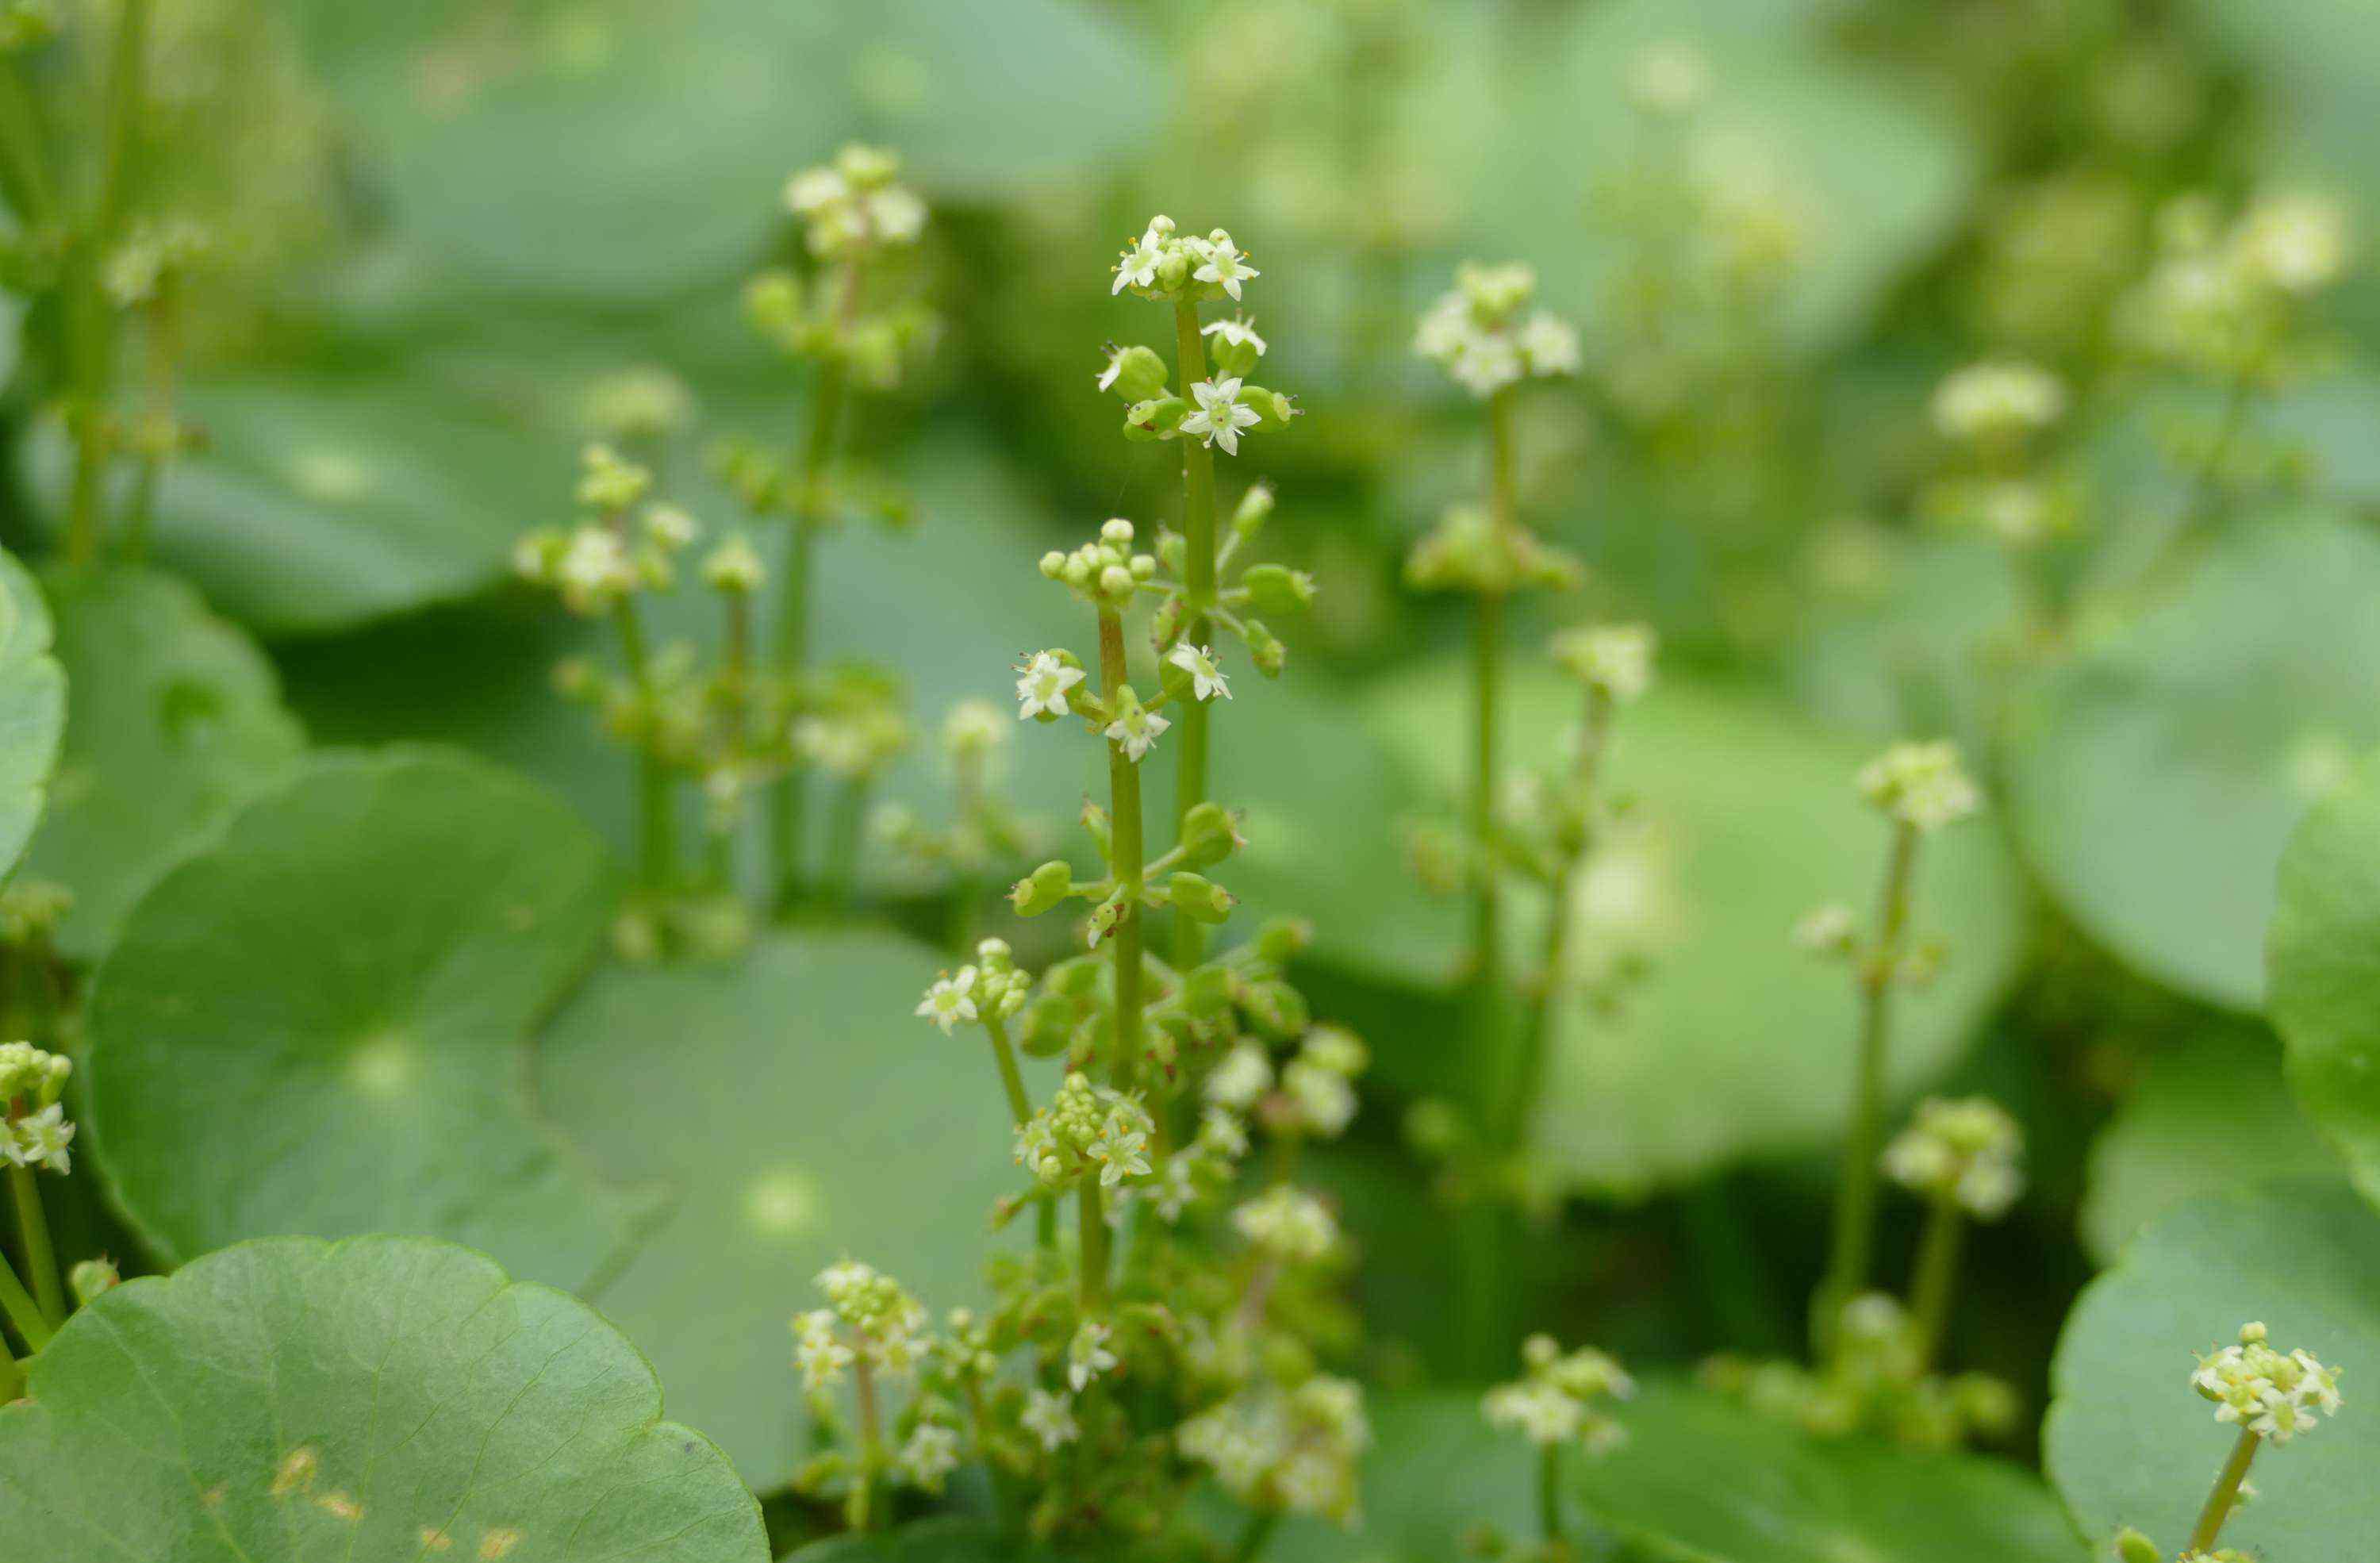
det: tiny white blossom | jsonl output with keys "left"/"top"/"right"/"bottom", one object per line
{"left": 1086, "top": 1117, "right": 1152, "bottom": 1188}
{"left": 866, "top": 186, "right": 927, "bottom": 244}
{"left": 1193, "top": 231, "right": 1259, "bottom": 300}
{"left": 1200, "top": 315, "right": 1267, "bottom": 357}
{"left": 785, "top": 167, "right": 849, "bottom": 214}
{"left": 1015, "top": 652, "right": 1086, "bottom": 720}
{"left": 1112, "top": 221, "right": 1167, "bottom": 295}
{"left": 1104, "top": 701, "right": 1170, "bottom": 763}
{"left": 1518, "top": 313, "right": 1581, "bottom": 376}
{"left": 1283, "top": 1061, "right": 1357, "bottom": 1139}
{"left": 8, "top": 1103, "right": 74, "bottom": 1175}
{"left": 915, "top": 967, "right": 981, "bottom": 1034}
{"left": 1180, "top": 378, "right": 1261, "bottom": 456}
{"left": 1022, "top": 1388, "right": 1080, "bottom": 1451}
{"left": 793, "top": 1311, "right": 854, "bottom": 1392}
{"left": 1205, "top": 1043, "right": 1273, "bottom": 1110}
{"left": 895, "top": 1424, "right": 961, "bottom": 1489}
{"left": 1068, "top": 1321, "right": 1120, "bottom": 1391}
{"left": 1096, "top": 346, "right": 1128, "bottom": 392}
{"left": 1168, "top": 642, "right": 1232, "bottom": 701}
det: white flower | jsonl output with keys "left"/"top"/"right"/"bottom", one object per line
{"left": 868, "top": 1320, "right": 931, "bottom": 1379}
{"left": 2237, "top": 193, "right": 2351, "bottom": 294}
{"left": 9, "top": 1103, "right": 74, "bottom": 1175}
{"left": 1104, "top": 701, "right": 1170, "bottom": 763}
{"left": 1205, "top": 1044, "right": 1273, "bottom": 1110}
{"left": 1199, "top": 1107, "right": 1250, "bottom": 1160}
{"left": 1549, "top": 624, "right": 1656, "bottom": 701}
{"left": 1015, "top": 652, "right": 1086, "bottom": 720}
{"left": 1233, "top": 1187, "right": 1341, "bottom": 1262}
{"left": 643, "top": 503, "right": 699, "bottom": 551}
{"left": 785, "top": 166, "right": 849, "bottom": 214}
{"left": 1484, "top": 1381, "right": 1582, "bottom": 1446}
{"left": 1168, "top": 642, "right": 1232, "bottom": 701}
{"left": 793, "top": 1311, "right": 854, "bottom": 1392}
{"left": 1193, "top": 231, "right": 1259, "bottom": 300}
{"left": 1857, "top": 741, "right": 1981, "bottom": 831}
{"left": 1086, "top": 1117, "right": 1151, "bottom": 1188}
{"left": 1180, "top": 377, "right": 1261, "bottom": 455}
{"left": 1200, "top": 315, "right": 1267, "bottom": 357}
{"left": 1283, "top": 1061, "right": 1357, "bottom": 1139}
{"left": 555, "top": 527, "right": 636, "bottom": 613}
{"left": 1112, "top": 220, "right": 1168, "bottom": 294}
{"left": 1929, "top": 361, "right": 2067, "bottom": 441}
{"left": 914, "top": 968, "right": 980, "bottom": 1034}
{"left": 1518, "top": 313, "right": 1581, "bottom": 376}
{"left": 1068, "top": 1321, "right": 1119, "bottom": 1391}
{"left": 1022, "top": 1388, "right": 1080, "bottom": 1451}
{"left": 1096, "top": 346, "right": 1128, "bottom": 392}
{"left": 866, "top": 186, "right": 927, "bottom": 244}
{"left": 895, "top": 1424, "right": 961, "bottom": 1489}
{"left": 701, "top": 533, "right": 766, "bottom": 593}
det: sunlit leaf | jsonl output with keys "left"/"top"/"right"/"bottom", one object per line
{"left": 0, "top": 1235, "right": 767, "bottom": 1563}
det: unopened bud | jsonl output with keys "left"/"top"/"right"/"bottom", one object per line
{"left": 69, "top": 1256, "right": 120, "bottom": 1307}
{"left": 1178, "top": 801, "right": 1244, "bottom": 869}
{"left": 1242, "top": 564, "right": 1315, "bottom": 616}
{"left": 1166, "top": 872, "right": 1237, "bottom": 924}
{"left": 1012, "top": 859, "right": 1074, "bottom": 916}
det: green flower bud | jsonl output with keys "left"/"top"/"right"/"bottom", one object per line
{"left": 1015, "top": 994, "right": 1081, "bottom": 1058}
{"left": 1080, "top": 798, "right": 1112, "bottom": 856}
{"left": 1242, "top": 618, "right": 1288, "bottom": 676}
{"left": 2113, "top": 1529, "right": 2162, "bottom": 1563}
{"left": 1166, "top": 872, "right": 1238, "bottom": 924}
{"left": 1150, "top": 593, "right": 1184, "bottom": 649}
{"left": 1243, "top": 978, "right": 1309, "bottom": 1037}
{"left": 1238, "top": 385, "right": 1299, "bottom": 430}
{"left": 1086, "top": 893, "right": 1127, "bottom": 947}
{"left": 1124, "top": 396, "right": 1188, "bottom": 442}
{"left": 68, "top": 1256, "right": 120, "bottom": 1307}
{"left": 1181, "top": 963, "right": 1234, "bottom": 1020}
{"left": 1046, "top": 954, "right": 1104, "bottom": 999}
{"left": 1242, "top": 563, "right": 1316, "bottom": 616}
{"left": 1254, "top": 917, "right": 1314, "bottom": 964}
{"left": 1102, "top": 344, "right": 1169, "bottom": 402}
{"left": 1178, "top": 801, "right": 1245, "bottom": 869}
{"left": 1011, "top": 859, "right": 1074, "bottom": 917}
{"left": 1038, "top": 549, "right": 1067, "bottom": 578}
{"left": 1232, "top": 482, "right": 1276, "bottom": 536}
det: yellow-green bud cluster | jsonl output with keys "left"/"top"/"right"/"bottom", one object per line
{"left": 1110, "top": 214, "right": 1262, "bottom": 305}
{"left": 1881, "top": 1096, "right": 2025, "bottom": 1219}
{"left": 1040, "top": 518, "right": 1157, "bottom": 610}
{"left": 1415, "top": 261, "right": 1582, "bottom": 398}
{"left": 1405, "top": 504, "right": 1586, "bottom": 597}
{"left": 0, "top": 1040, "right": 74, "bottom": 1174}
{"left": 2117, "top": 190, "right": 2351, "bottom": 379}
{"left": 1858, "top": 740, "right": 1981, "bottom": 831}
{"left": 784, "top": 144, "right": 928, "bottom": 259}
{"left": 0, "top": 879, "right": 71, "bottom": 945}
{"left": 2190, "top": 1321, "right": 2343, "bottom": 1444}
{"left": 1483, "top": 1333, "right": 1634, "bottom": 1452}
{"left": 1014, "top": 1071, "right": 1155, "bottom": 1191}
{"left": 1549, "top": 623, "right": 1657, "bottom": 702}
{"left": 1930, "top": 361, "right": 2067, "bottom": 445}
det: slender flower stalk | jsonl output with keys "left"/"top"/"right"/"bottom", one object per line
{"left": 1098, "top": 606, "right": 1146, "bottom": 1089}
{"left": 1904, "top": 1192, "right": 1964, "bottom": 1372}
{"left": 611, "top": 593, "right": 677, "bottom": 893}
{"left": 8, "top": 1167, "right": 62, "bottom": 1327}
{"left": 1170, "top": 301, "right": 1220, "bottom": 968}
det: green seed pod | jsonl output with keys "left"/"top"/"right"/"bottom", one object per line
{"left": 1243, "top": 977, "right": 1309, "bottom": 1036}
{"left": 2113, "top": 1529, "right": 2162, "bottom": 1563}
{"left": 1105, "top": 344, "right": 1169, "bottom": 402}
{"left": 1123, "top": 396, "right": 1187, "bottom": 442}
{"left": 69, "top": 1256, "right": 120, "bottom": 1307}
{"left": 1166, "top": 872, "right": 1237, "bottom": 924}
{"left": 1178, "top": 801, "right": 1243, "bottom": 869}
{"left": 1232, "top": 482, "right": 1275, "bottom": 536}
{"left": 1011, "top": 859, "right": 1074, "bottom": 916}
{"left": 1243, "top": 618, "right": 1287, "bottom": 676}
{"left": 1254, "top": 917, "right": 1313, "bottom": 964}
{"left": 1181, "top": 962, "right": 1235, "bottom": 1020}
{"left": 1242, "top": 563, "right": 1316, "bottom": 616}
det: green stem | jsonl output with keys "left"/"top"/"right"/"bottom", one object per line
{"left": 770, "top": 361, "right": 846, "bottom": 914}
{"left": 1098, "top": 609, "right": 1146, "bottom": 1089}
{"left": 612, "top": 595, "right": 676, "bottom": 895}
{"left": 846, "top": 1354, "right": 885, "bottom": 1532}
{"left": 1170, "top": 299, "right": 1218, "bottom": 972}
{"left": 0, "top": 1351, "right": 22, "bottom": 1402}
{"left": 1077, "top": 1179, "right": 1108, "bottom": 1311}
{"left": 64, "top": 0, "right": 152, "bottom": 568}
{"left": 1537, "top": 1442, "right": 1564, "bottom": 1546}
{"left": 1906, "top": 1194, "right": 1965, "bottom": 1373}
{"left": 984, "top": 1013, "right": 1056, "bottom": 1255}
{"left": 0, "top": 60, "right": 56, "bottom": 231}
{"left": 0, "top": 1250, "right": 52, "bottom": 1353}
{"left": 1499, "top": 687, "right": 1610, "bottom": 1149}
{"left": 2187, "top": 1427, "right": 2260, "bottom": 1554}
{"left": 822, "top": 778, "right": 867, "bottom": 913}
{"left": 1817, "top": 820, "right": 1919, "bottom": 1349}
{"left": 1471, "top": 588, "right": 1504, "bottom": 991}
{"left": 1227, "top": 1507, "right": 1280, "bottom": 1563}
{"left": 9, "top": 1166, "right": 63, "bottom": 1327}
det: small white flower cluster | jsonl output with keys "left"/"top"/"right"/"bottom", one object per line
{"left": 1549, "top": 624, "right": 1657, "bottom": 703}
{"left": 1015, "top": 1071, "right": 1156, "bottom": 1191}
{"left": 1021, "top": 1386, "right": 1080, "bottom": 1451}
{"left": 1794, "top": 902, "right": 1859, "bottom": 958}
{"left": 793, "top": 1259, "right": 932, "bottom": 1394}
{"left": 1929, "top": 361, "right": 2068, "bottom": 444}
{"left": 2191, "top": 1321, "right": 2344, "bottom": 1445}
{"left": 0, "top": 1041, "right": 73, "bottom": 1174}
{"left": 1177, "top": 1377, "right": 1371, "bottom": 1524}
{"left": 582, "top": 365, "right": 696, "bottom": 445}
{"left": 1230, "top": 1185, "right": 1342, "bottom": 1264}
{"left": 513, "top": 445, "right": 719, "bottom": 616}
{"left": 1415, "top": 261, "right": 1581, "bottom": 398}
{"left": 1111, "top": 215, "right": 1260, "bottom": 302}
{"left": 1858, "top": 740, "right": 1982, "bottom": 832}
{"left": 102, "top": 216, "right": 209, "bottom": 309}
{"left": 2120, "top": 190, "right": 2352, "bottom": 376}
{"left": 916, "top": 939, "right": 1035, "bottom": 1035}
{"left": 1203, "top": 1026, "right": 1368, "bottom": 1140}
{"left": 1482, "top": 1333, "right": 1635, "bottom": 1453}
{"left": 785, "top": 144, "right": 927, "bottom": 257}
{"left": 1880, "top": 1096, "right": 2025, "bottom": 1219}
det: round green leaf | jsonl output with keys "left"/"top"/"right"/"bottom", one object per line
{"left": 785, "top": 1518, "right": 1051, "bottom": 1563}
{"left": 2269, "top": 753, "right": 2380, "bottom": 1211}
{"left": 2010, "top": 510, "right": 2380, "bottom": 1008}
{"left": 1276, "top": 1382, "right": 2081, "bottom": 1562}
{"left": 1367, "top": 669, "right": 2023, "bottom": 1194}
{"left": 22, "top": 378, "right": 571, "bottom": 636}
{"left": 2044, "top": 1184, "right": 2380, "bottom": 1560}
{"left": 0, "top": 547, "right": 67, "bottom": 881}
{"left": 0, "top": 1234, "right": 766, "bottom": 1563}
{"left": 2082, "top": 1031, "right": 2347, "bottom": 1265}
{"left": 85, "top": 748, "right": 637, "bottom": 1292}
{"left": 536, "top": 929, "right": 1038, "bottom": 1490}
{"left": 20, "top": 565, "right": 306, "bottom": 962}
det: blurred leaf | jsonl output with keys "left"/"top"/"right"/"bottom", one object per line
{"left": 1277, "top": 1382, "right": 2080, "bottom": 1562}
{"left": 0, "top": 546, "right": 67, "bottom": 881}
{"left": 0, "top": 1235, "right": 767, "bottom": 1563}
{"left": 1368, "top": 668, "right": 2024, "bottom": 1195}
{"left": 783, "top": 1518, "right": 1054, "bottom": 1563}
{"left": 83, "top": 747, "right": 638, "bottom": 1291}
{"left": 2044, "top": 1184, "right": 2380, "bottom": 1559}
{"left": 2010, "top": 510, "right": 2380, "bottom": 1009}
{"left": 2196, "top": 0, "right": 2380, "bottom": 245}
{"left": 536, "top": 929, "right": 1038, "bottom": 1490}
{"left": 21, "top": 565, "right": 305, "bottom": 962}
{"left": 2269, "top": 752, "right": 2380, "bottom": 1212}
{"left": 291, "top": 0, "right": 1160, "bottom": 298}
{"left": 2080, "top": 1031, "right": 2345, "bottom": 1265}
{"left": 22, "top": 379, "right": 573, "bottom": 636}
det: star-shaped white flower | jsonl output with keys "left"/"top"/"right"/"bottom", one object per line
{"left": 1200, "top": 315, "right": 1267, "bottom": 356}
{"left": 1193, "top": 232, "right": 1259, "bottom": 300}
{"left": 1023, "top": 1388, "right": 1080, "bottom": 1451}
{"left": 1180, "top": 378, "right": 1261, "bottom": 455}
{"left": 785, "top": 167, "right": 848, "bottom": 214}
{"left": 1167, "top": 642, "right": 1232, "bottom": 701}
{"left": 1113, "top": 225, "right": 1166, "bottom": 294}
{"left": 896, "top": 1424, "right": 961, "bottom": 1488}
{"left": 1086, "top": 1122, "right": 1151, "bottom": 1187}
{"left": 9, "top": 1103, "right": 73, "bottom": 1174}
{"left": 1104, "top": 701, "right": 1170, "bottom": 762}
{"left": 915, "top": 967, "right": 980, "bottom": 1033}
{"left": 1068, "top": 1321, "right": 1119, "bottom": 1391}
{"left": 1015, "top": 651, "right": 1086, "bottom": 720}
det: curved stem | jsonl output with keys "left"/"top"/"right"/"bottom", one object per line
{"left": 1169, "top": 300, "right": 1218, "bottom": 971}
{"left": 1818, "top": 821, "right": 1919, "bottom": 1349}
{"left": 2188, "top": 1427, "right": 2260, "bottom": 1554}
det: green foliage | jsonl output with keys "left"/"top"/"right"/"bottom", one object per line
{"left": 83, "top": 748, "right": 636, "bottom": 1288}
{"left": 2270, "top": 754, "right": 2380, "bottom": 1211}
{"left": 2045, "top": 1185, "right": 2380, "bottom": 1559}
{"left": 0, "top": 1234, "right": 768, "bottom": 1563}
{"left": 18, "top": 566, "right": 306, "bottom": 962}
{"left": 0, "top": 547, "right": 66, "bottom": 879}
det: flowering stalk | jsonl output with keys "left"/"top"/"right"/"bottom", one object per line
{"left": 768, "top": 367, "right": 839, "bottom": 912}
{"left": 0, "top": 1245, "right": 49, "bottom": 1352}
{"left": 2186, "top": 1429, "right": 2260, "bottom": 1554}
{"left": 609, "top": 593, "right": 677, "bottom": 893}
{"left": 8, "top": 1165, "right": 61, "bottom": 1326}
{"left": 1170, "top": 301, "right": 1220, "bottom": 968}
{"left": 1472, "top": 390, "right": 1516, "bottom": 990}
{"left": 1098, "top": 607, "right": 1147, "bottom": 1089}
{"left": 1904, "top": 1192, "right": 1963, "bottom": 1372}
{"left": 1484, "top": 1334, "right": 1633, "bottom": 1551}
{"left": 1, "top": 1042, "right": 78, "bottom": 1340}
